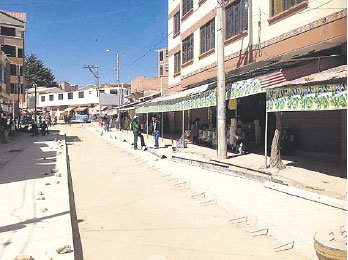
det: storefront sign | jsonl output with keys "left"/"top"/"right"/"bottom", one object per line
{"left": 136, "top": 88, "right": 217, "bottom": 113}
{"left": 136, "top": 79, "right": 263, "bottom": 114}
{"left": 266, "top": 83, "right": 347, "bottom": 112}
{"left": 226, "top": 78, "right": 264, "bottom": 99}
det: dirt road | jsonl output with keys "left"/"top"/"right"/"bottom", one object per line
{"left": 59, "top": 124, "right": 309, "bottom": 260}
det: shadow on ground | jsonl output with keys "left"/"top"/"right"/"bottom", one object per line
{"left": 0, "top": 130, "right": 64, "bottom": 185}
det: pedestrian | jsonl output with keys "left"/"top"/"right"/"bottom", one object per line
{"left": 31, "top": 120, "right": 39, "bottom": 136}
{"left": 114, "top": 115, "right": 119, "bottom": 130}
{"left": 138, "top": 121, "right": 146, "bottom": 150}
{"left": 104, "top": 115, "right": 110, "bottom": 132}
{"left": 40, "top": 120, "right": 47, "bottom": 136}
{"left": 131, "top": 116, "right": 139, "bottom": 150}
{"left": 151, "top": 115, "right": 160, "bottom": 149}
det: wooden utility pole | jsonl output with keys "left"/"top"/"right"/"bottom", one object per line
{"left": 216, "top": 0, "right": 227, "bottom": 159}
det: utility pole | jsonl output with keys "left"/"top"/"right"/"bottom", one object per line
{"left": 116, "top": 54, "right": 121, "bottom": 130}
{"left": 34, "top": 84, "right": 37, "bottom": 123}
{"left": 216, "top": 0, "right": 227, "bottom": 159}
{"left": 83, "top": 65, "right": 100, "bottom": 114}
{"left": 17, "top": 69, "right": 21, "bottom": 129}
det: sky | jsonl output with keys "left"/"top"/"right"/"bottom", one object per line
{"left": 1, "top": 0, "right": 168, "bottom": 87}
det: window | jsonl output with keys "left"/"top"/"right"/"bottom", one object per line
{"left": 110, "top": 89, "right": 118, "bottom": 95}
{"left": 18, "top": 48, "right": 23, "bottom": 58}
{"left": 174, "top": 51, "right": 181, "bottom": 74}
{"left": 0, "top": 26, "right": 16, "bottom": 37}
{"left": 19, "top": 66, "right": 23, "bottom": 76}
{"left": 58, "top": 94, "right": 63, "bottom": 100}
{"left": 160, "top": 65, "right": 163, "bottom": 76}
{"left": 160, "top": 51, "right": 163, "bottom": 61}
{"left": 99, "top": 89, "right": 105, "bottom": 93}
{"left": 68, "top": 92, "right": 73, "bottom": 99}
{"left": 166, "top": 49, "right": 168, "bottom": 57}
{"left": 174, "top": 12, "right": 180, "bottom": 35}
{"left": 182, "top": 34, "right": 194, "bottom": 64}
{"left": 200, "top": 19, "right": 215, "bottom": 54}
{"left": 10, "top": 64, "right": 17, "bottom": 76}
{"left": 165, "top": 63, "right": 169, "bottom": 72}
{"left": 41, "top": 96, "right": 45, "bottom": 102}
{"left": 271, "top": 0, "right": 305, "bottom": 16}
{"left": 182, "top": 0, "right": 193, "bottom": 16}
{"left": 11, "top": 83, "right": 16, "bottom": 94}
{"left": 226, "top": 0, "right": 248, "bottom": 40}
{"left": 78, "top": 91, "right": 84, "bottom": 98}
{"left": 49, "top": 95, "right": 54, "bottom": 101}
{"left": 1, "top": 45, "right": 16, "bottom": 57}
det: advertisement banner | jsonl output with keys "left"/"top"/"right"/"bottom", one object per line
{"left": 266, "top": 84, "right": 347, "bottom": 112}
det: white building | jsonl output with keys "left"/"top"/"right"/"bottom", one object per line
{"left": 37, "top": 84, "right": 131, "bottom": 112}
{"left": 167, "top": 0, "right": 347, "bottom": 92}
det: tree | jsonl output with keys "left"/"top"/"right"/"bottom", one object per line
{"left": 270, "top": 112, "right": 285, "bottom": 169}
{"left": 24, "top": 53, "right": 57, "bottom": 88}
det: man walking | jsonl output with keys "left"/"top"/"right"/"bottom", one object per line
{"left": 131, "top": 116, "right": 139, "bottom": 150}
{"left": 151, "top": 115, "right": 160, "bottom": 149}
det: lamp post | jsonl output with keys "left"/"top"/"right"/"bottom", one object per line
{"left": 106, "top": 49, "right": 121, "bottom": 130}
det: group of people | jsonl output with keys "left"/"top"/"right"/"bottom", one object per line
{"left": 32, "top": 115, "right": 53, "bottom": 136}
{"left": 131, "top": 115, "right": 160, "bottom": 150}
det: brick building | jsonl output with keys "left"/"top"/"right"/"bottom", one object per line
{"left": 157, "top": 47, "right": 169, "bottom": 77}
{"left": 0, "top": 9, "right": 26, "bottom": 114}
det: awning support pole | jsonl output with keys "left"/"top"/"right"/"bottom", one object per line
{"left": 264, "top": 111, "right": 268, "bottom": 169}
{"left": 146, "top": 113, "right": 149, "bottom": 139}
{"left": 161, "top": 112, "right": 164, "bottom": 143}
{"left": 182, "top": 110, "right": 185, "bottom": 140}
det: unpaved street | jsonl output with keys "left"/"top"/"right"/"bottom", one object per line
{"left": 60, "top": 124, "right": 309, "bottom": 260}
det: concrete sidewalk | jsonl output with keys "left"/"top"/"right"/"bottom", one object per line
{"left": 99, "top": 123, "right": 346, "bottom": 200}
{"left": 89, "top": 125, "right": 346, "bottom": 259}
{"left": 0, "top": 131, "right": 74, "bottom": 259}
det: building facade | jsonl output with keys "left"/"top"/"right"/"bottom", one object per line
{"left": 158, "top": 47, "right": 169, "bottom": 77}
{"left": 38, "top": 84, "right": 131, "bottom": 111}
{"left": 167, "top": 0, "right": 346, "bottom": 93}
{"left": 0, "top": 10, "right": 26, "bottom": 114}
{"left": 134, "top": 0, "right": 347, "bottom": 161}
{"left": 0, "top": 51, "right": 11, "bottom": 113}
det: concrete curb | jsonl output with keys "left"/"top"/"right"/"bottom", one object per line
{"left": 264, "top": 181, "right": 347, "bottom": 211}
{"left": 171, "top": 155, "right": 275, "bottom": 183}
{"left": 64, "top": 134, "right": 84, "bottom": 260}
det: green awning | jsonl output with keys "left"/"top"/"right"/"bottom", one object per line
{"left": 135, "top": 78, "right": 264, "bottom": 114}
{"left": 266, "top": 83, "right": 347, "bottom": 112}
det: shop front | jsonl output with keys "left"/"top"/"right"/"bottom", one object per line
{"left": 265, "top": 66, "right": 347, "bottom": 163}
{"left": 135, "top": 77, "right": 267, "bottom": 151}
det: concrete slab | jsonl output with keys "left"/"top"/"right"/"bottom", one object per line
{"left": 89, "top": 126, "right": 347, "bottom": 259}
{"left": 0, "top": 132, "right": 74, "bottom": 259}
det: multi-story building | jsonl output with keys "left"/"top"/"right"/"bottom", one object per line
{"left": 167, "top": 0, "right": 346, "bottom": 92}
{"left": 135, "top": 0, "right": 347, "bottom": 161}
{"left": 56, "top": 81, "right": 78, "bottom": 92}
{"left": 0, "top": 9, "right": 26, "bottom": 114}
{"left": 0, "top": 51, "right": 11, "bottom": 114}
{"left": 38, "top": 83, "right": 131, "bottom": 112}
{"left": 157, "top": 47, "right": 169, "bottom": 77}
{"left": 129, "top": 48, "right": 170, "bottom": 100}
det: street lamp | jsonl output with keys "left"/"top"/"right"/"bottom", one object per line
{"left": 106, "top": 49, "right": 121, "bottom": 130}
